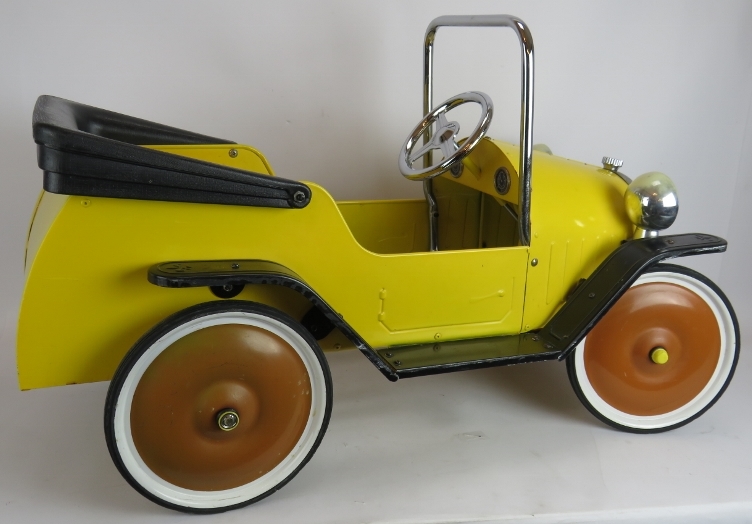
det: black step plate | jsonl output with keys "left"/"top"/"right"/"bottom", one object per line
{"left": 376, "top": 333, "right": 560, "bottom": 379}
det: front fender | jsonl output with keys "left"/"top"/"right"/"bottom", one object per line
{"left": 536, "top": 233, "right": 727, "bottom": 359}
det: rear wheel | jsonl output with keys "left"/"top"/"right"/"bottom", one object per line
{"left": 567, "top": 264, "right": 739, "bottom": 433}
{"left": 105, "top": 301, "right": 332, "bottom": 513}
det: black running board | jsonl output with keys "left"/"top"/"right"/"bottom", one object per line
{"left": 374, "top": 333, "right": 560, "bottom": 379}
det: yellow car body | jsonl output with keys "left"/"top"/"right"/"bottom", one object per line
{"left": 18, "top": 138, "right": 631, "bottom": 390}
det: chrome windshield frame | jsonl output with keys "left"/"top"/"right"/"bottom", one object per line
{"left": 423, "top": 14, "right": 535, "bottom": 248}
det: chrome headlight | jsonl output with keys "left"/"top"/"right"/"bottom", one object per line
{"left": 624, "top": 171, "right": 678, "bottom": 238}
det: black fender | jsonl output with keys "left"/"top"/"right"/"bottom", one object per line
{"left": 537, "top": 233, "right": 727, "bottom": 360}
{"left": 148, "top": 259, "right": 398, "bottom": 381}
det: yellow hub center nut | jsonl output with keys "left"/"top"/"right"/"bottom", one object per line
{"left": 650, "top": 347, "right": 669, "bottom": 365}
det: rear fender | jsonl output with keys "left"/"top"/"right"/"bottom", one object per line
{"left": 148, "top": 260, "right": 397, "bottom": 381}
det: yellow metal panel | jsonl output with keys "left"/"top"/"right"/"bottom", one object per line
{"left": 445, "top": 138, "right": 632, "bottom": 330}
{"left": 479, "top": 193, "right": 519, "bottom": 248}
{"left": 432, "top": 177, "right": 482, "bottom": 250}
{"left": 145, "top": 144, "right": 275, "bottom": 175}
{"left": 439, "top": 137, "right": 519, "bottom": 205}
{"left": 490, "top": 141, "right": 633, "bottom": 331}
{"left": 337, "top": 199, "right": 428, "bottom": 254}
{"left": 18, "top": 179, "right": 528, "bottom": 390}
{"left": 378, "top": 251, "right": 524, "bottom": 332}
{"left": 25, "top": 191, "right": 68, "bottom": 275}
{"left": 544, "top": 238, "right": 586, "bottom": 306}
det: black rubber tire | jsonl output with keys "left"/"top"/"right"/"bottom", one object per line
{"left": 104, "top": 300, "right": 333, "bottom": 514}
{"left": 566, "top": 263, "right": 740, "bottom": 434}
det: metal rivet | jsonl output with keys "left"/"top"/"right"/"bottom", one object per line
{"left": 334, "top": 343, "right": 342, "bottom": 350}
{"left": 394, "top": 360, "right": 402, "bottom": 367}
{"left": 434, "top": 333, "right": 441, "bottom": 340}
{"left": 433, "top": 344, "right": 441, "bottom": 352}
{"left": 545, "top": 344, "right": 554, "bottom": 350}
{"left": 667, "top": 239, "right": 675, "bottom": 244}
{"left": 385, "top": 352, "right": 393, "bottom": 358}
{"left": 231, "top": 263, "right": 240, "bottom": 269}
{"left": 531, "top": 335, "right": 539, "bottom": 342}
{"left": 531, "top": 258, "right": 539, "bottom": 267}
{"left": 217, "top": 409, "right": 240, "bottom": 431}
{"left": 494, "top": 167, "right": 511, "bottom": 195}
{"left": 450, "top": 163, "right": 464, "bottom": 178}
{"left": 293, "top": 191, "right": 306, "bottom": 203}
{"left": 228, "top": 149, "right": 238, "bottom": 158}
{"left": 80, "top": 199, "right": 91, "bottom": 207}
{"left": 588, "top": 292, "right": 596, "bottom": 298}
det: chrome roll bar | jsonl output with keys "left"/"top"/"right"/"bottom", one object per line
{"left": 423, "top": 15, "right": 535, "bottom": 249}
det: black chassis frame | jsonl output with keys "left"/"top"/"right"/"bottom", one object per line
{"left": 148, "top": 233, "right": 727, "bottom": 381}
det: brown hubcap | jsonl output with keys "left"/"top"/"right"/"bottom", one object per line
{"left": 130, "top": 323, "right": 312, "bottom": 491}
{"left": 584, "top": 281, "right": 720, "bottom": 416}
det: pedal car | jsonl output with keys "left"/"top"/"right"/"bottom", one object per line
{"left": 18, "top": 14, "right": 739, "bottom": 513}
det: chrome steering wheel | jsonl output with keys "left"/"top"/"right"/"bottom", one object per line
{"left": 398, "top": 91, "right": 493, "bottom": 180}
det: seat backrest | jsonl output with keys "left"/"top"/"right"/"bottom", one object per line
{"left": 33, "top": 95, "right": 311, "bottom": 208}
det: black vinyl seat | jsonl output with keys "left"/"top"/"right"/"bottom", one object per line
{"left": 33, "top": 95, "right": 311, "bottom": 208}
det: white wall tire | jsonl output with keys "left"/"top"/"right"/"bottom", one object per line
{"left": 105, "top": 301, "right": 332, "bottom": 513}
{"left": 566, "top": 264, "right": 739, "bottom": 433}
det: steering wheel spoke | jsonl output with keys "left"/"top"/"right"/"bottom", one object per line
{"left": 438, "top": 129, "right": 459, "bottom": 160}
{"left": 407, "top": 140, "right": 438, "bottom": 166}
{"left": 436, "top": 112, "right": 451, "bottom": 131}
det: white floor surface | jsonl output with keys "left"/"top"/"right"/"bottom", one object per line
{"left": 1, "top": 308, "right": 751, "bottom": 524}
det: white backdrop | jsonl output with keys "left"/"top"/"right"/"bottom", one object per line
{"left": 1, "top": 1, "right": 751, "bottom": 522}
{"left": 1, "top": 1, "right": 751, "bottom": 307}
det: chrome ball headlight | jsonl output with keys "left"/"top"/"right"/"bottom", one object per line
{"left": 624, "top": 171, "right": 678, "bottom": 237}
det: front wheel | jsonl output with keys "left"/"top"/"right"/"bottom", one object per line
{"left": 105, "top": 301, "right": 332, "bottom": 513}
{"left": 567, "top": 264, "right": 739, "bottom": 433}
